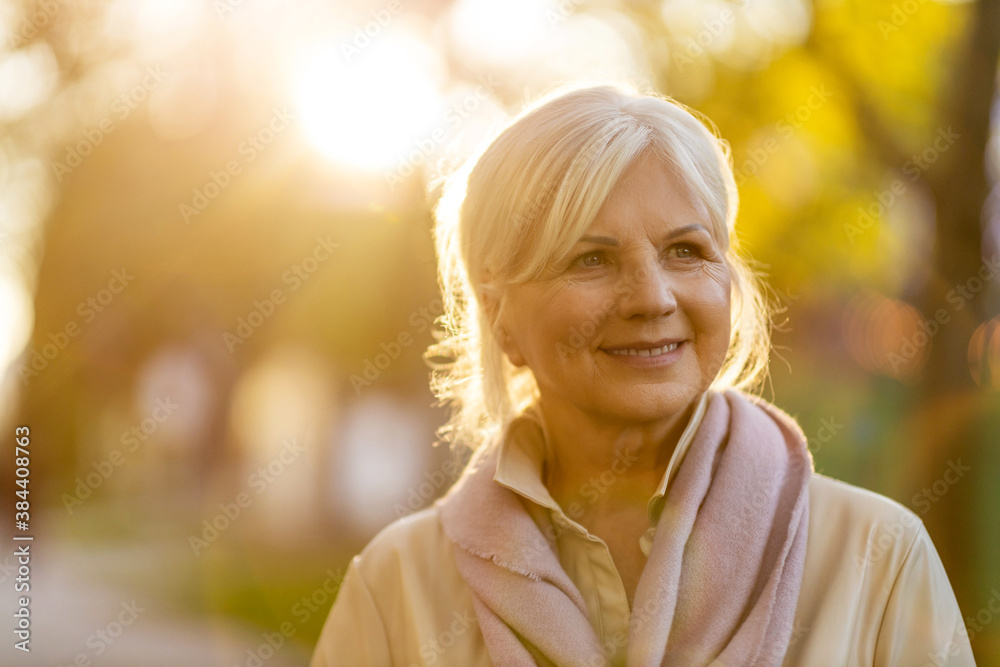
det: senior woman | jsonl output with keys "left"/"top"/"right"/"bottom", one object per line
{"left": 311, "top": 85, "right": 974, "bottom": 666}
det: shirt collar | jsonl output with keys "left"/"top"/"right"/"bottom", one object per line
{"left": 493, "top": 391, "right": 711, "bottom": 523}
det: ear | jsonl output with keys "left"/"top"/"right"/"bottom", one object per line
{"left": 480, "top": 275, "right": 528, "bottom": 368}
{"left": 496, "top": 324, "right": 527, "bottom": 368}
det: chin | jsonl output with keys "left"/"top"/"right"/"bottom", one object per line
{"left": 596, "top": 388, "right": 699, "bottom": 424}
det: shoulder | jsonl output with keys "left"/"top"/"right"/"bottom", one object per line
{"left": 346, "top": 506, "right": 474, "bottom": 617}
{"left": 803, "top": 474, "right": 933, "bottom": 603}
{"left": 315, "top": 508, "right": 487, "bottom": 666}
{"left": 352, "top": 506, "right": 454, "bottom": 579}
{"left": 791, "top": 474, "right": 973, "bottom": 665}
{"left": 343, "top": 507, "right": 476, "bottom": 640}
{"left": 312, "top": 509, "right": 476, "bottom": 666}
{"left": 808, "top": 472, "right": 923, "bottom": 533}
{"left": 805, "top": 473, "right": 924, "bottom": 573}
{"left": 334, "top": 507, "right": 469, "bottom": 628}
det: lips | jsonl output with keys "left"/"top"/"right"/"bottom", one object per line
{"left": 607, "top": 342, "right": 680, "bottom": 357}
{"left": 601, "top": 338, "right": 686, "bottom": 357}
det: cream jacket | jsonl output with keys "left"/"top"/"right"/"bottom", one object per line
{"left": 312, "top": 394, "right": 975, "bottom": 666}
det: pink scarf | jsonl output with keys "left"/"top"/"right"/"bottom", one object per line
{"left": 435, "top": 390, "right": 812, "bottom": 666}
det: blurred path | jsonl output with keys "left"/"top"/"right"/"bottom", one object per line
{"left": 0, "top": 533, "right": 311, "bottom": 667}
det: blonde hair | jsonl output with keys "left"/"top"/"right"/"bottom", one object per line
{"left": 429, "top": 83, "right": 770, "bottom": 452}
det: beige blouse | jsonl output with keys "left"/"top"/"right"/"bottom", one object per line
{"left": 312, "top": 393, "right": 975, "bottom": 666}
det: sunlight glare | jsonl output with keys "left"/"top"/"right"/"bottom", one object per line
{"left": 448, "top": 0, "right": 556, "bottom": 66}
{"left": 106, "top": 0, "right": 204, "bottom": 58}
{"left": 0, "top": 272, "right": 33, "bottom": 375}
{"left": 290, "top": 30, "right": 443, "bottom": 171}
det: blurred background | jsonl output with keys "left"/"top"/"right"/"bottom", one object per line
{"left": 0, "top": 0, "right": 998, "bottom": 664}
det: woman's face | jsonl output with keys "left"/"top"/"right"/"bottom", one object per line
{"left": 496, "top": 151, "right": 732, "bottom": 424}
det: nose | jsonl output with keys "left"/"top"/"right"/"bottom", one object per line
{"left": 616, "top": 257, "right": 677, "bottom": 321}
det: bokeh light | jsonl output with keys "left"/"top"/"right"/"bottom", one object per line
{"left": 447, "top": 0, "right": 555, "bottom": 67}
{"left": 842, "top": 290, "right": 928, "bottom": 382}
{"left": 289, "top": 28, "right": 444, "bottom": 171}
{"left": 0, "top": 41, "right": 58, "bottom": 122}
{"left": 0, "top": 272, "right": 33, "bottom": 373}
{"left": 969, "top": 316, "right": 1000, "bottom": 389}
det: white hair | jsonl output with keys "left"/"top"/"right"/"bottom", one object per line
{"left": 428, "top": 82, "right": 770, "bottom": 452}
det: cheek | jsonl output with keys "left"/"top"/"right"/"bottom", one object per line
{"left": 677, "top": 300, "right": 729, "bottom": 385}
{"left": 512, "top": 287, "right": 608, "bottom": 364}
{"left": 690, "top": 266, "right": 733, "bottom": 350}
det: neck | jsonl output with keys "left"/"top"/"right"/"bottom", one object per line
{"left": 537, "top": 397, "right": 698, "bottom": 517}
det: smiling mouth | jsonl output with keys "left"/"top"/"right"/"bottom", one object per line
{"left": 606, "top": 342, "right": 681, "bottom": 357}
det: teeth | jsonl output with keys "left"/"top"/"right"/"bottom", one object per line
{"left": 609, "top": 342, "right": 679, "bottom": 357}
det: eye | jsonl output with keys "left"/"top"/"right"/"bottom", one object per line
{"left": 666, "top": 243, "right": 701, "bottom": 260}
{"left": 573, "top": 251, "right": 605, "bottom": 268}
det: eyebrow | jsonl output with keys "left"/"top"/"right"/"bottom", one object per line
{"left": 577, "top": 224, "right": 710, "bottom": 246}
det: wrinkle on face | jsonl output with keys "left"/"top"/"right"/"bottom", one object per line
{"left": 496, "top": 151, "right": 732, "bottom": 425}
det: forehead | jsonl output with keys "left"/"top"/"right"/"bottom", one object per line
{"left": 586, "top": 152, "right": 712, "bottom": 239}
